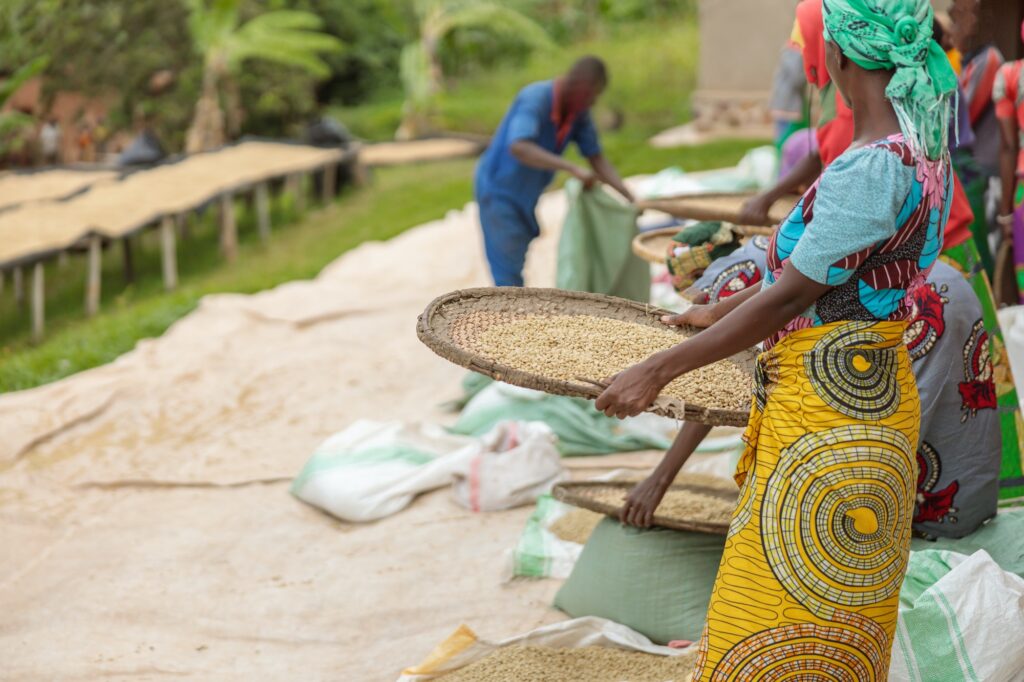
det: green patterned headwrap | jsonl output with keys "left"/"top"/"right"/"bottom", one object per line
{"left": 822, "top": 0, "right": 958, "bottom": 159}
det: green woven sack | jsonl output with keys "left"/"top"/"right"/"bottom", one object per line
{"left": 556, "top": 179, "right": 650, "bottom": 303}
{"left": 553, "top": 517, "right": 725, "bottom": 644}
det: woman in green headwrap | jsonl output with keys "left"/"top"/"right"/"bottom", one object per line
{"left": 593, "top": 0, "right": 956, "bottom": 679}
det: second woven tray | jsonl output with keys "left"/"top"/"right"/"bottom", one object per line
{"left": 632, "top": 227, "right": 679, "bottom": 264}
{"left": 632, "top": 227, "right": 776, "bottom": 265}
{"left": 553, "top": 481, "right": 738, "bottom": 535}
{"left": 637, "top": 191, "right": 798, "bottom": 227}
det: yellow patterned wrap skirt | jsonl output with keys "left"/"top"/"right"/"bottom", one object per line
{"left": 691, "top": 321, "right": 919, "bottom": 682}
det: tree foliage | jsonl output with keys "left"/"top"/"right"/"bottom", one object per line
{"left": 0, "top": 0, "right": 696, "bottom": 154}
{"left": 183, "top": 0, "right": 343, "bottom": 151}
{"left": 0, "top": 56, "right": 49, "bottom": 155}
{"left": 397, "top": 0, "right": 555, "bottom": 138}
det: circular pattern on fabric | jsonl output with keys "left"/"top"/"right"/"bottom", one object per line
{"left": 761, "top": 424, "right": 915, "bottom": 618}
{"left": 753, "top": 357, "right": 769, "bottom": 413}
{"left": 709, "top": 260, "right": 760, "bottom": 304}
{"left": 916, "top": 441, "right": 941, "bottom": 493}
{"left": 751, "top": 235, "right": 770, "bottom": 251}
{"left": 805, "top": 322, "right": 901, "bottom": 420}
{"left": 709, "top": 610, "right": 888, "bottom": 681}
{"left": 962, "top": 319, "right": 992, "bottom": 383}
{"left": 690, "top": 624, "right": 711, "bottom": 680}
{"left": 903, "top": 283, "right": 948, "bottom": 361}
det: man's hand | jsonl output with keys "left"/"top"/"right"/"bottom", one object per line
{"left": 594, "top": 360, "right": 667, "bottom": 419}
{"left": 737, "top": 193, "right": 774, "bottom": 226}
{"left": 571, "top": 165, "right": 599, "bottom": 190}
{"left": 662, "top": 304, "right": 719, "bottom": 329}
{"left": 620, "top": 473, "right": 671, "bottom": 528}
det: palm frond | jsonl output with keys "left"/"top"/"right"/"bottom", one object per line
{"left": 0, "top": 55, "right": 48, "bottom": 104}
{"left": 228, "top": 10, "right": 343, "bottom": 79}
{"left": 186, "top": 0, "right": 241, "bottom": 55}
{"left": 432, "top": 3, "right": 554, "bottom": 51}
{"left": 398, "top": 42, "right": 432, "bottom": 111}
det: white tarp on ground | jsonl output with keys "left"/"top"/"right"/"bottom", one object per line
{"left": 0, "top": 190, "right": 586, "bottom": 681}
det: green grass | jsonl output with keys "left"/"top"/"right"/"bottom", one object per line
{"left": 0, "top": 16, "right": 766, "bottom": 393}
{"left": 0, "top": 163, "right": 476, "bottom": 390}
{"left": 336, "top": 19, "right": 700, "bottom": 143}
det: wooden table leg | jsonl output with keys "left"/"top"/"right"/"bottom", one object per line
{"left": 220, "top": 193, "right": 238, "bottom": 262}
{"left": 31, "top": 262, "right": 44, "bottom": 341}
{"left": 161, "top": 215, "right": 178, "bottom": 291}
{"left": 256, "top": 182, "right": 271, "bottom": 243}
{"left": 86, "top": 235, "right": 102, "bottom": 316}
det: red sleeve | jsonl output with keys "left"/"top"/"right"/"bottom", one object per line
{"left": 994, "top": 63, "right": 1020, "bottom": 121}
{"left": 943, "top": 174, "right": 974, "bottom": 250}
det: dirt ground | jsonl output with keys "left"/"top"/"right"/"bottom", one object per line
{"left": 0, "top": 189, "right": 686, "bottom": 680}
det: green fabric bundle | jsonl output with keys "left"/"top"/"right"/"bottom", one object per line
{"left": 554, "top": 518, "right": 725, "bottom": 644}
{"left": 670, "top": 221, "right": 739, "bottom": 261}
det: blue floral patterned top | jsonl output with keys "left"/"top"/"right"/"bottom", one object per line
{"left": 762, "top": 134, "right": 952, "bottom": 350}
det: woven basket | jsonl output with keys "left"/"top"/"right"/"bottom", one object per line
{"left": 731, "top": 224, "right": 775, "bottom": 237}
{"left": 417, "top": 287, "right": 755, "bottom": 427}
{"left": 632, "top": 227, "right": 776, "bottom": 264}
{"left": 631, "top": 227, "right": 680, "bottom": 264}
{"left": 637, "top": 192, "right": 798, "bottom": 226}
{"left": 553, "top": 481, "right": 737, "bottom": 535}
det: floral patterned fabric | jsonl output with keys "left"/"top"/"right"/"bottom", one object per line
{"left": 763, "top": 135, "right": 950, "bottom": 350}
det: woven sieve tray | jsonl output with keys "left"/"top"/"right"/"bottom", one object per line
{"left": 631, "top": 227, "right": 681, "bottom": 264}
{"left": 553, "top": 481, "right": 737, "bottom": 535}
{"left": 416, "top": 287, "right": 755, "bottom": 427}
{"left": 633, "top": 227, "right": 776, "bottom": 265}
{"left": 636, "top": 191, "right": 798, "bottom": 227}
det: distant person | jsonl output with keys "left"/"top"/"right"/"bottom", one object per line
{"left": 768, "top": 34, "right": 806, "bottom": 146}
{"left": 994, "top": 21, "right": 1024, "bottom": 299}
{"left": 737, "top": 0, "right": 855, "bottom": 227}
{"left": 39, "top": 119, "right": 60, "bottom": 165}
{"left": 474, "top": 56, "right": 633, "bottom": 287}
{"left": 77, "top": 123, "right": 95, "bottom": 163}
{"left": 954, "top": 3, "right": 1004, "bottom": 179}
{"left": 117, "top": 127, "right": 166, "bottom": 167}
{"left": 306, "top": 106, "right": 354, "bottom": 148}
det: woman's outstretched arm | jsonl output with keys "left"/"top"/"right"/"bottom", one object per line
{"left": 595, "top": 263, "right": 829, "bottom": 418}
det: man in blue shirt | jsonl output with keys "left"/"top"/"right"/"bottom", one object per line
{"left": 474, "top": 56, "right": 634, "bottom": 286}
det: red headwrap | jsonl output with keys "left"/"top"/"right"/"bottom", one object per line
{"left": 796, "top": 0, "right": 829, "bottom": 89}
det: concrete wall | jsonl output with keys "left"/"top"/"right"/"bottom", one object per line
{"left": 693, "top": 0, "right": 1022, "bottom": 128}
{"left": 696, "top": 0, "right": 798, "bottom": 98}
{"left": 976, "top": 0, "right": 1024, "bottom": 60}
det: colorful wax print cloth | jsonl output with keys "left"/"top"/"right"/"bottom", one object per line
{"left": 763, "top": 135, "right": 949, "bottom": 351}
{"left": 951, "top": 148, "right": 995, "bottom": 278}
{"left": 960, "top": 45, "right": 1005, "bottom": 175}
{"left": 691, "top": 321, "right": 919, "bottom": 681}
{"left": 942, "top": 240, "right": 1024, "bottom": 505}
{"left": 690, "top": 236, "right": 771, "bottom": 304}
{"left": 903, "top": 261, "right": 1000, "bottom": 536}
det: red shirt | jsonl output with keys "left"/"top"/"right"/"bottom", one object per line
{"left": 994, "top": 60, "right": 1024, "bottom": 175}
